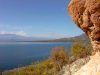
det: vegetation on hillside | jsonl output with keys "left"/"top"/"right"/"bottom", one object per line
{"left": 3, "top": 41, "right": 92, "bottom": 75}
{"left": 4, "top": 47, "right": 69, "bottom": 75}
{"left": 71, "top": 41, "right": 92, "bottom": 60}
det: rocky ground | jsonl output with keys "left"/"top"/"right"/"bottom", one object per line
{"left": 62, "top": 52, "right": 100, "bottom": 75}
{"left": 59, "top": 56, "right": 90, "bottom": 75}
{"left": 74, "top": 52, "right": 100, "bottom": 75}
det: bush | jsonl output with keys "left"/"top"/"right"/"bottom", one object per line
{"left": 50, "top": 47, "right": 69, "bottom": 71}
{"left": 71, "top": 41, "right": 92, "bottom": 59}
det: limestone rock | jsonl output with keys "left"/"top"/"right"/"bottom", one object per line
{"left": 59, "top": 57, "right": 90, "bottom": 75}
{"left": 68, "top": 0, "right": 100, "bottom": 52}
{"left": 67, "top": 0, "right": 100, "bottom": 75}
{"left": 74, "top": 52, "right": 100, "bottom": 75}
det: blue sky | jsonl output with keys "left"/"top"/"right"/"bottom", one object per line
{"left": 0, "top": 0, "right": 83, "bottom": 38}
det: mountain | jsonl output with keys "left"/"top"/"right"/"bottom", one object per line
{"left": 0, "top": 33, "right": 89, "bottom": 42}
{"left": 35, "top": 34, "right": 89, "bottom": 42}
{"left": 0, "top": 34, "right": 48, "bottom": 42}
{"left": 68, "top": 34, "right": 89, "bottom": 41}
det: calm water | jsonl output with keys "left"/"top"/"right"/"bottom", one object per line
{"left": 0, "top": 42, "right": 72, "bottom": 71}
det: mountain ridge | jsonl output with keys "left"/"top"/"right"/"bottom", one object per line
{"left": 0, "top": 33, "right": 89, "bottom": 42}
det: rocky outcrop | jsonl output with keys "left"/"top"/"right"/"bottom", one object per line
{"left": 59, "top": 57, "right": 90, "bottom": 75}
{"left": 68, "top": 0, "right": 100, "bottom": 53}
{"left": 74, "top": 52, "right": 100, "bottom": 75}
{"left": 62, "top": 52, "right": 100, "bottom": 75}
{"left": 67, "top": 0, "right": 100, "bottom": 75}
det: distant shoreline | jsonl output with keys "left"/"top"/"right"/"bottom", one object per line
{"left": 0, "top": 41, "right": 72, "bottom": 42}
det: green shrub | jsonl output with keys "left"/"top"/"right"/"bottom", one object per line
{"left": 71, "top": 41, "right": 92, "bottom": 59}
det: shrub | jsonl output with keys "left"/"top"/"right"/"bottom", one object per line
{"left": 50, "top": 47, "right": 69, "bottom": 71}
{"left": 71, "top": 41, "right": 92, "bottom": 59}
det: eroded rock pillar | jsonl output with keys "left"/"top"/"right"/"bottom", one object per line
{"left": 68, "top": 0, "right": 100, "bottom": 53}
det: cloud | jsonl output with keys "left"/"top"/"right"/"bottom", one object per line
{"left": 0, "top": 31, "right": 28, "bottom": 36}
{"left": 15, "top": 31, "right": 27, "bottom": 36}
{"left": 0, "top": 31, "right": 68, "bottom": 39}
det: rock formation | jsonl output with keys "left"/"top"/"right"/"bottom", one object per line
{"left": 68, "top": 0, "right": 100, "bottom": 53}
{"left": 73, "top": 52, "right": 100, "bottom": 75}
{"left": 68, "top": 0, "right": 100, "bottom": 75}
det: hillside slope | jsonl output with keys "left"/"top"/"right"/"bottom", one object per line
{"left": 74, "top": 52, "right": 100, "bottom": 75}
{"left": 63, "top": 52, "right": 100, "bottom": 75}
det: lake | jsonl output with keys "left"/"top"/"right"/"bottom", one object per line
{"left": 0, "top": 42, "right": 72, "bottom": 71}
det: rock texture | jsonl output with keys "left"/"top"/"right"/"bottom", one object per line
{"left": 68, "top": 0, "right": 100, "bottom": 75}
{"left": 74, "top": 52, "right": 100, "bottom": 75}
{"left": 68, "top": 0, "right": 100, "bottom": 53}
{"left": 59, "top": 57, "right": 90, "bottom": 75}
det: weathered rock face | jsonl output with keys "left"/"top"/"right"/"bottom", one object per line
{"left": 68, "top": 0, "right": 100, "bottom": 53}
{"left": 59, "top": 57, "right": 90, "bottom": 75}
{"left": 74, "top": 52, "right": 100, "bottom": 75}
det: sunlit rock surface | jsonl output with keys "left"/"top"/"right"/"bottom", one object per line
{"left": 67, "top": 0, "right": 100, "bottom": 75}
{"left": 59, "top": 57, "right": 90, "bottom": 75}
{"left": 74, "top": 52, "right": 100, "bottom": 75}
{"left": 68, "top": 0, "right": 100, "bottom": 52}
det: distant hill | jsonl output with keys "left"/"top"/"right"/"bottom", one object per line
{"left": 0, "top": 34, "right": 48, "bottom": 42}
{"left": 0, "top": 33, "right": 89, "bottom": 42}
{"left": 34, "top": 34, "right": 89, "bottom": 42}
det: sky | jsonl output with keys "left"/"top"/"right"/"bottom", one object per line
{"left": 0, "top": 0, "right": 83, "bottom": 39}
